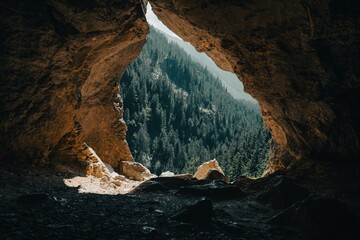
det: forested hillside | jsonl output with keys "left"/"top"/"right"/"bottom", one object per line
{"left": 163, "top": 33, "right": 254, "bottom": 102}
{"left": 120, "top": 27, "right": 270, "bottom": 179}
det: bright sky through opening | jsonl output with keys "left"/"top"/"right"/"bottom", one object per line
{"left": 145, "top": 3, "right": 182, "bottom": 40}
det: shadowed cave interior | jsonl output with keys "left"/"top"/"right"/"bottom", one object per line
{"left": 0, "top": 0, "right": 359, "bottom": 239}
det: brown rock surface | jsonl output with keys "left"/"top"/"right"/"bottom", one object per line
{"left": 151, "top": 0, "right": 360, "bottom": 170}
{"left": 193, "top": 159, "right": 225, "bottom": 180}
{"left": 119, "top": 160, "right": 155, "bottom": 181}
{"left": 0, "top": 0, "right": 149, "bottom": 168}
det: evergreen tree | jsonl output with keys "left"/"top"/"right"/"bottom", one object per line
{"left": 120, "top": 27, "right": 271, "bottom": 179}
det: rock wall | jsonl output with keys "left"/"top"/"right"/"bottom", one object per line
{"left": 151, "top": 0, "right": 360, "bottom": 170}
{"left": 1, "top": 0, "right": 359, "bottom": 176}
{"left": 0, "top": 0, "right": 149, "bottom": 169}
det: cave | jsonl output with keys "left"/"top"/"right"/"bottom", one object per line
{"left": 0, "top": 0, "right": 359, "bottom": 239}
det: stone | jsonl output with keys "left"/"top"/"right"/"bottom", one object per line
{"left": 177, "top": 181, "right": 245, "bottom": 199}
{"left": 257, "top": 175, "right": 309, "bottom": 209}
{"left": 101, "top": 175, "right": 111, "bottom": 183}
{"left": 170, "top": 199, "right": 213, "bottom": 224}
{"left": 193, "top": 159, "right": 225, "bottom": 180}
{"left": 132, "top": 180, "right": 166, "bottom": 193}
{"left": 205, "top": 169, "right": 229, "bottom": 182}
{"left": 119, "top": 161, "right": 154, "bottom": 181}
{"left": 114, "top": 175, "right": 126, "bottom": 181}
{"left": 142, "top": 226, "right": 157, "bottom": 236}
{"left": 92, "top": 163, "right": 104, "bottom": 178}
{"left": 269, "top": 197, "right": 360, "bottom": 239}
{"left": 159, "top": 171, "right": 175, "bottom": 177}
{"left": 172, "top": 174, "right": 193, "bottom": 179}
{"left": 112, "top": 181, "right": 122, "bottom": 187}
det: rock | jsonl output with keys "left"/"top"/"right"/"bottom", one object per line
{"left": 206, "top": 169, "right": 229, "bottom": 182}
{"left": 112, "top": 181, "right": 122, "bottom": 187}
{"left": 86, "top": 154, "right": 105, "bottom": 178}
{"left": 133, "top": 176, "right": 221, "bottom": 193}
{"left": 160, "top": 171, "right": 175, "bottom": 177}
{"left": 119, "top": 161, "right": 154, "bottom": 181}
{"left": 114, "top": 175, "right": 126, "bottom": 181}
{"left": 257, "top": 175, "right": 309, "bottom": 209}
{"left": 170, "top": 199, "right": 213, "bottom": 224}
{"left": 104, "top": 163, "right": 120, "bottom": 179}
{"left": 142, "top": 226, "right": 157, "bottom": 236}
{"left": 151, "top": 177, "right": 193, "bottom": 189}
{"left": 132, "top": 180, "right": 166, "bottom": 193}
{"left": 0, "top": 0, "right": 148, "bottom": 168}
{"left": 193, "top": 159, "right": 225, "bottom": 180}
{"left": 101, "top": 175, "right": 111, "bottom": 183}
{"left": 172, "top": 174, "right": 193, "bottom": 179}
{"left": 269, "top": 197, "right": 360, "bottom": 239}
{"left": 177, "top": 181, "right": 245, "bottom": 199}
{"left": 17, "top": 193, "right": 49, "bottom": 205}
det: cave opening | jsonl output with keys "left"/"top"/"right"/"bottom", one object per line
{"left": 1, "top": 1, "right": 359, "bottom": 238}
{"left": 119, "top": 2, "right": 271, "bottom": 180}
{"left": 60, "top": 2, "right": 272, "bottom": 196}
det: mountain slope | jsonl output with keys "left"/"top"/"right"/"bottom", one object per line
{"left": 161, "top": 32, "right": 254, "bottom": 102}
{"left": 120, "top": 27, "right": 270, "bottom": 179}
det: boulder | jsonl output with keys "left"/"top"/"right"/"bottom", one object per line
{"left": 257, "top": 175, "right": 309, "bottom": 209}
{"left": 193, "top": 159, "right": 225, "bottom": 180}
{"left": 91, "top": 162, "right": 104, "bottom": 178}
{"left": 160, "top": 171, "right": 175, "bottom": 177}
{"left": 132, "top": 180, "right": 167, "bottom": 193}
{"left": 170, "top": 199, "right": 213, "bottom": 224}
{"left": 206, "top": 169, "right": 229, "bottom": 182}
{"left": 119, "top": 161, "right": 154, "bottom": 181}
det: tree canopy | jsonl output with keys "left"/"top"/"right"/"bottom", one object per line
{"left": 120, "top": 27, "right": 271, "bottom": 179}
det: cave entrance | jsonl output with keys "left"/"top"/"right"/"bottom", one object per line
{"left": 119, "top": 3, "right": 271, "bottom": 181}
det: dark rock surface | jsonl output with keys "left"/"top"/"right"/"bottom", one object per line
{"left": 257, "top": 175, "right": 309, "bottom": 209}
{"left": 1, "top": 165, "right": 359, "bottom": 240}
{"left": 0, "top": 166, "right": 280, "bottom": 240}
{"left": 133, "top": 177, "right": 245, "bottom": 200}
{"left": 177, "top": 180, "right": 246, "bottom": 199}
{"left": 170, "top": 199, "right": 214, "bottom": 224}
{"left": 16, "top": 193, "right": 49, "bottom": 206}
{"left": 206, "top": 169, "right": 229, "bottom": 182}
{"left": 269, "top": 197, "right": 360, "bottom": 239}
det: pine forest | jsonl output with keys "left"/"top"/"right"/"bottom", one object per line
{"left": 120, "top": 27, "right": 271, "bottom": 180}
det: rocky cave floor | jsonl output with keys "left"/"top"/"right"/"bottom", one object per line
{"left": 1, "top": 163, "right": 360, "bottom": 240}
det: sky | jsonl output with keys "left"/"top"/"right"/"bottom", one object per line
{"left": 145, "top": 3, "right": 182, "bottom": 40}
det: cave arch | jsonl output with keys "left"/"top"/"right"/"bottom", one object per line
{"left": 149, "top": 0, "right": 360, "bottom": 173}
{"left": 0, "top": 0, "right": 359, "bottom": 179}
